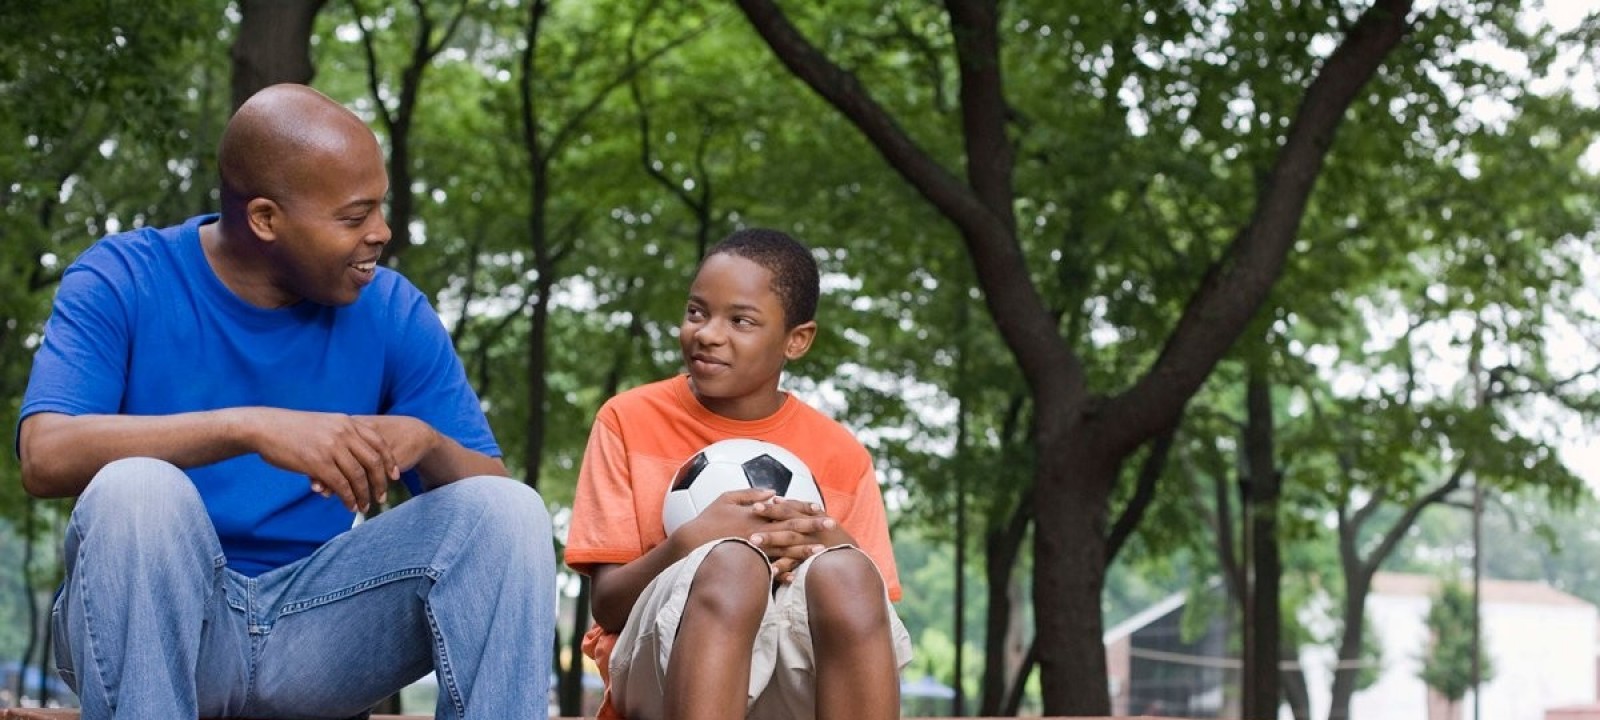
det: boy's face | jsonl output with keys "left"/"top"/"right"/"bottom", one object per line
{"left": 680, "top": 253, "right": 816, "bottom": 421}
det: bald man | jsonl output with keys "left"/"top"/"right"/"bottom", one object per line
{"left": 18, "top": 84, "right": 555, "bottom": 719}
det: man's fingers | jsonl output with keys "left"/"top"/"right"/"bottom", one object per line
{"left": 345, "top": 432, "right": 392, "bottom": 507}
{"left": 312, "top": 466, "right": 357, "bottom": 511}
{"left": 329, "top": 450, "right": 371, "bottom": 511}
{"left": 353, "top": 420, "right": 400, "bottom": 483}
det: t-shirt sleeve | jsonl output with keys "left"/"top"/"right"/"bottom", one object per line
{"left": 565, "top": 406, "right": 644, "bottom": 573}
{"left": 381, "top": 282, "right": 499, "bottom": 491}
{"left": 842, "top": 459, "right": 902, "bottom": 602}
{"left": 19, "top": 250, "right": 132, "bottom": 428}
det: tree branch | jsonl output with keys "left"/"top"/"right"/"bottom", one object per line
{"left": 734, "top": 0, "right": 1079, "bottom": 406}
{"left": 1105, "top": 426, "right": 1177, "bottom": 563}
{"left": 1108, "top": 0, "right": 1416, "bottom": 447}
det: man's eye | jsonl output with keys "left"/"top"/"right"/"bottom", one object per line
{"left": 343, "top": 216, "right": 368, "bottom": 226}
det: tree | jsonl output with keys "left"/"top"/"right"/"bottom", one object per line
{"left": 1419, "top": 579, "right": 1492, "bottom": 719}
{"left": 732, "top": 0, "right": 1415, "bottom": 711}
{"left": 232, "top": 0, "right": 327, "bottom": 110}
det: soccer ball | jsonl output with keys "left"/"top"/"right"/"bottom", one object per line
{"left": 662, "top": 438, "right": 825, "bottom": 536}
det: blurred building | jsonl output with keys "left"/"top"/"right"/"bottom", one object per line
{"left": 1104, "top": 572, "right": 1597, "bottom": 720}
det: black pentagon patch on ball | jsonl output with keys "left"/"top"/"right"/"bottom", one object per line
{"left": 671, "top": 452, "right": 710, "bottom": 491}
{"left": 741, "top": 454, "right": 793, "bottom": 495}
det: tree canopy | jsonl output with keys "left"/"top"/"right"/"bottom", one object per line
{"left": 1, "top": 1, "right": 1597, "bottom": 716}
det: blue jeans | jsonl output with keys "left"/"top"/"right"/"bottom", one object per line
{"left": 51, "top": 457, "right": 556, "bottom": 719}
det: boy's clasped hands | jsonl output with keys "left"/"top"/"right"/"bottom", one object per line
{"left": 676, "top": 487, "right": 841, "bottom": 583}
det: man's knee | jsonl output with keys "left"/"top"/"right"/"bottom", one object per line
{"left": 77, "top": 457, "right": 206, "bottom": 528}
{"left": 437, "top": 476, "right": 554, "bottom": 551}
{"left": 444, "top": 476, "right": 550, "bottom": 528}
{"left": 81, "top": 456, "right": 194, "bottom": 503}
{"left": 69, "top": 457, "right": 215, "bottom": 566}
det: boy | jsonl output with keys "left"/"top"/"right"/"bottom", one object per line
{"left": 565, "top": 228, "right": 913, "bottom": 719}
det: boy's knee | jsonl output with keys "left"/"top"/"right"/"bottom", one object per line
{"left": 685, "top": 541, "right": 770, "bottom": 621}
{"left": 804, "top": 548, "right": 888, "bottom": 628}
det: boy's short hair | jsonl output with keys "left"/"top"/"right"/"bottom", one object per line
{"left": 705, "top": 228, "right": 820, "bottom": 329}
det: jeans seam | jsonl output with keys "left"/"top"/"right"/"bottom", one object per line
{"left": 426, "top": 601, "right": 466, "bottom": 719}
{"left": 74, "top": 515, "right": 113, "bottom": 709}
{"left": 276, "top": 567, "right": 436, "bottom": 617}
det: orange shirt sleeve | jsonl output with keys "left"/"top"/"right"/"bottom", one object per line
{"left": 565, "top": 406, "right": 644, "bottom": 573}
{"left": 839, "top": 460, "right": 902, "bottom": 602}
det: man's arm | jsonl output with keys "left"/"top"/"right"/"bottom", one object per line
{"left": 20, "top": 408, "right": 397, "bottom": 511}
{"left": 355, "top": 414, "right": 507, "bottom": 490}
{"left": 20, "top": 411, "right": 254, "bottom": 497}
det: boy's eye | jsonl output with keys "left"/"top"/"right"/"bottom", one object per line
{"left": 732, "top": 316, "right": 755, "bottom": 327}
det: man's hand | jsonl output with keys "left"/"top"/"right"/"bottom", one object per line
{"left": 244, "top": 408, "right": 398, "bottom": 512}
{"left": 354, "top": 415, "right": 442, "bottom": 476}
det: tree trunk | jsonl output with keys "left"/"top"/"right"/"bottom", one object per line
{"left": 1327, "top": 571, "right": 1370, "bottom": 720}
{"left": 1031, "top": 433, "right": 1113, "bottom": 714}
{"left": 517, "top": 0, "right": 553, "bottom": 491}
{"left": 1245, "top": 364, "right": 1281, "bottom": 719}
{"left": 1282, "top": 650, "right": 1313, "bottom": 720}
{"left": 979, "top": 500, "right": 1030, "bottom": 715}
{"left": 230, "top": 0, "right": 326, "bottom": 111}
{"left": 351, "top": 0, "right": 470, "bottom": 267}
{"left": 16, "top": 504, "right": 37, "bottom": 703}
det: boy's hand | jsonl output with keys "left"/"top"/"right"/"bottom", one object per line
{"left": 749, "top": 497, "right": 846, "bottom": 583}
{"left": 675, "top": 487, "right": 778, "bottom": 550}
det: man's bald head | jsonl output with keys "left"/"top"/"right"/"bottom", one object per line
{"left": 218, "top": 84, "right": 380, "bottom": 209}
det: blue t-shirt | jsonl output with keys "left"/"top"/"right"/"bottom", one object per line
{"left": 20, "top": 214, "right": 500, "bottom": 576}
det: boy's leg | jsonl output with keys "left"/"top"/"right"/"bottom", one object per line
{"left": 665, "top": 541, "right": 772, "bottom": 720}
{"left": 608, "top": 538, "right": 777, "bottom": 720}
{"left": 243, "top": 476, "right": 556, "bottom": 720}
{"left": 756, "top": 546, "right": 914, "bottom": 720}
{"left": 53, "top": 457, "right": 251, "bottom": 719}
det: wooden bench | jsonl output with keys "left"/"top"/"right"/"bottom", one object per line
{"left": 0, "top": 711, "right": 1151, "bottom": 719}
{"left": 0, "top": 713, "right": 1143, "bottom": 719}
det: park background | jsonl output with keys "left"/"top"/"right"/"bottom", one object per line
{"left": 2, "top": 1, "right": 1600, "bottom": 718}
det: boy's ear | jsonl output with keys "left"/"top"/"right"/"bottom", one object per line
{"left": 784, "top": 320, "right": 818, "bottom": 361}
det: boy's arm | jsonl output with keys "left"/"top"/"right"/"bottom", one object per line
{"left": 590, "top": 538, "right": 692, "bottom": 633}
{"left": 589, "top": 487, "right": 787, "bottom": 632}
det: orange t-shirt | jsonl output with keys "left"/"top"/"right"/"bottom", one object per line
{"left": 564, "top": 375, "right": 902, "bottom": 719}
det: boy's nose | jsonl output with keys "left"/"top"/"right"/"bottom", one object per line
{"left": 695, "top": 321, "right": 726, "bottom": 345}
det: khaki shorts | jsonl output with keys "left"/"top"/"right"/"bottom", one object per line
{"left": 608, "top": 538, "right": 914, "bottom": 720}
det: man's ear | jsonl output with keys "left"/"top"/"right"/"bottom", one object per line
{"left": 784, "top": 320, "right": 818, "bottom": 361}
{"left": 245, "top": 197, "right": 282, "bottom": 242}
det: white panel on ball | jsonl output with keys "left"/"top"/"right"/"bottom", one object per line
{"left": 661, "top": 438, "right": 824, "bottom": 536}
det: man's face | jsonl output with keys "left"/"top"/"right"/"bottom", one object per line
{"left": 679, "top": 253, "right": 814, "bottom": 421}
{"left": 265, "top": 131, "right": 391, "bottom": 307}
